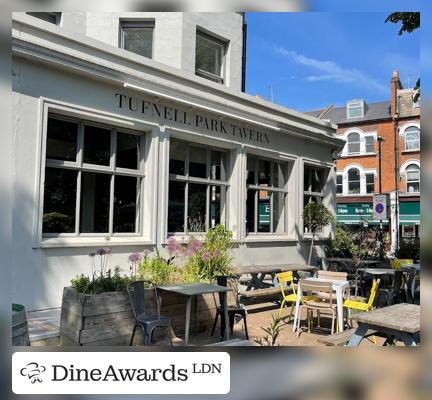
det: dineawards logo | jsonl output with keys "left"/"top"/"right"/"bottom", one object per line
{"left": 12, "top": 352, "right": 230, "bottom": 394}
{"left": 20, "top": 362, "right": 47, "bottom": 383}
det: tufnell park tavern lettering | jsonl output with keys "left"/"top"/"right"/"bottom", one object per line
{"left": 115, "top": 93, "right": 271, "bottom": 144}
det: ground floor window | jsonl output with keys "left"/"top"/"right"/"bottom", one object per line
{"left": 168, "top": 138, "right": 228, "bottom": 233}
{"left": 246, "top": 156, "right": 288, "bottom": 234}
{"left": 303, "top": 165, "right": 326, "bottom": 233}
{"left": 42, "top": 115, "right": 144, "bottom": 236}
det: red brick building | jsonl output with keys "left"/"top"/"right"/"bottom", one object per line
{"left": 306, "top": 71, "right": 420, "bottom": 253}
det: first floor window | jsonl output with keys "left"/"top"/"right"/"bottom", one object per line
{"left": 42, "top": 115, "right": 144, "bottom": 236}
{"left": 168, "top": 138, "right": 228, "bottom": 233}
{"left": 336, "top": 175, "right": 343, "bottom": 194}
{"left": 195, "top": 30, "right": 226, "bottom": 83}
{"left": 348, "top": 168, "right": 360, "bottom": 194}
{"left": 366, "top": 173, "right": 375, "bottom": 194}
{"left": 120, "top": 20, "right": 154, "bottom": 59}
{"left": 406, "top": 164, "right": 420, "bottom": 193}
{"left": 365, "top": 136, "right": 375, "bottom": 153}
{"left": 347, "top": 132, "right": 361, "bottom": 154}
{"left": 246, "top": 156, "right": 289, "bottom": 234}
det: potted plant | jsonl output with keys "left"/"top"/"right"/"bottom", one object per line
{"left": 60, "top": 248, "right": 136, "bottom": 346}
{"left": 303, "top": 202, "right": 334, "bottom": 265}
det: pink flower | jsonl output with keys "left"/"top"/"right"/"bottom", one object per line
{"left": 128, "top": 252, "right": 142, "bottom": 264}
{"left": 185, "top": 237, "right": 203, "bottom": 256}
{"left": 96, "top": 247, "right": 111, "bottom": 256}
{"left": 214, "top": 250, "right": 222, "bottom": 257}
{"left": 202, "top": 251, "right": 211, "bottom": 262}
{"left": 166, "top": 237, "right": 181, "bottom": 256}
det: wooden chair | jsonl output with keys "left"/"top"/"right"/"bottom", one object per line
{"left": 317, "top": 270, "right": 348, "bottom": 281}
{"left": 296, "top": 280, "right": 337, "bottom": 337}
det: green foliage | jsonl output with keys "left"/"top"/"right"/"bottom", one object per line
{"left": 326, "top": 225, "right": 355, "bottom": 257}
{"left": 183, "top": 225, "right": 233, "bottom": 281}
{"left": 138, "top": 250, "right": 179, "bottom": 286}
{"left": 254, "top": 315, "right": 284, "bottom": 346}
{"left": 385, "top": 12, "right": 420, "bottom": 35}
{"left": 303, "top": 202, "right": 334, "bottom": 236}
{"left": 71, "top": 267, "right": 132, "bottom": 294}
{"left": 394, "top": 239, "right": 420, "bottom": 260}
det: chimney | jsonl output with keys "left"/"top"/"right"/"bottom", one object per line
{"left": 390, "top": 70, "right": 402, "bottom": 117}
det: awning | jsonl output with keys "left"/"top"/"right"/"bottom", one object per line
{"left": 399, "top": 202, "right": 420, "bottom": 225}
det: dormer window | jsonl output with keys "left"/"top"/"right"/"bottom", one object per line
{"left": 347, "top": 100, "right": 365, "bottom": 119}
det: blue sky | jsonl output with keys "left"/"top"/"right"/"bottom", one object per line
{"left": 245, "top": 12, "right": 420, "bottom": 112}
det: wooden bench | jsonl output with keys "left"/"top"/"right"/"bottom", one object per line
{"left": 317, "top": 328, "right": 377, "bottom": 346}
{"left": 239, "top": 287, "right": 281, "bottom": 298}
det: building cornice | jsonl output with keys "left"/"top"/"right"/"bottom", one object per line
{"left": 12, "top": 14, "right": 344, "bottom": 149}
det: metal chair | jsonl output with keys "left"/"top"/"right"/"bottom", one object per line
{"left": 127, "top": 281, "right": 172, "bottom": 346}
{"left": 376, "top": 270, "right": 405, "bottom": 306}
{"left": 211, "top": 276, "right": 249, "bottom": 341}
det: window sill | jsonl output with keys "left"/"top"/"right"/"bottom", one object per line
{"left": 35, "top": 236, "right": 154, "bottom": 248}
{"left": 339, "top": 153, "right": 377, "bottom": 158}
{"left": 401, "top": 150, "right": 420, "bottom": 154}
{"left": 302, "top": 233, "right": 330, "bottom": 241}
{"left": 245, "top": 235, "right": 297, "bottom": 243}
{"left": 337, "top": 193, "right": 374, "bottom": 197}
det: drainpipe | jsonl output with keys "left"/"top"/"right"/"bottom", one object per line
{"left": 393, "top": 115, "right": 400, "bottom": 251}
{"left": 241, "top": 16, "right": 247, "bottom": 93}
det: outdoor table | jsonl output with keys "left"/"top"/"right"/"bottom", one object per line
{"left": 325, "top": 258, "right": 380, "bottom": 271}
{"left": 347, "top": 303, "right": 420, "bottom": 346}
{"left": 233, "top": 264, "right": 316, "bottom": 291}
{"left": 292, "top": 277, "right": 350, "bottom": 333}
{"left": 401, "top": 263, "right": 420, "bottom": 299}
{"left": 356, "top": 268, "right": 395, "bottom": 276}
{"left": 157, "top": 283, "right": 230, "bottom": 345}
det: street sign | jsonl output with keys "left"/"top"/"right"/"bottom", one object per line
{"left": 373, "top": 195, "right": 387, "bottom": 220}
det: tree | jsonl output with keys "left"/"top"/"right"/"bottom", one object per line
{"left": 303, "top": 202, "right": 334, "bottom": 266}
{"left": 385, "top": 12, "right": 420, "bottom": 101}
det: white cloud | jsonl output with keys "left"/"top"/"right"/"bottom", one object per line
{"left": 273, "top": 45, "right": 388, "bottom": 94}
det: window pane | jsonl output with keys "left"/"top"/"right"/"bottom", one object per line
{"left": 348, "top": 169, "right": 360, "bottom": 181}
{"left": 210, "top": 150, "right": 226, "bottom": 181}
{"left": 336, "top": 175, "right": 342, "bottom": 184}
{"left": 365, "top": 136, "right": 374, "bottom": 153}
{"left": 168, "top": 181, "right": 185, "bottom": 232}
{"left": 83, "top": 125, "right": 111, "bottom": 166}
{"left": 43, "top": 168, "right": 77, "bottom": 233}
{"left": 209, "top": 185, "right": 226, "bottom": 228}
{"left": 46, "top": 118, "right": 78, "bottom": 161}
{"left": 348, "top": 106, "right": 363, "bottom": 118}
{"left": 195, "top": 34, "right": 223, "bottom": 77}
{"left": 366, "top": 174, "right": 374, "bottom": 184}
{"left": 273, "top": 192, "right": 286, "bottom": 233}
{"left": 123, "top": 28, "right": 153, "bottom": 58}
{"left": 247, "top": 157, "right": 256, "bottom": 185}
{"left": 189, "top": 146, "right": 207, "bottom": 178}
{"left": 366, "top": 174, "right": 375, "bottom": 194}
{"left": 258, "top": 190, "right": 270, "bottom": 232}
{"left": 258, "top": 159, "right": 271, "bottom": 186}
{"left": 304, "top": 167, "right": 310, "bottom": 192}
{"left": 80, "top": 172, "right": 110, "bottom": 233}
{"left": 273, "top": 162, "right": 288, "bottom": 188}
{"left": 337, "top": 184, "right": 343, "bottom": 194}
{"left": 246, "top": 190, "right": 256, "bottom": 233}
{"left": 169, "top": 139, "right": 186, "bottom": 175}
{"left": 188, "top": 183, "right": 207, "bottom": 232}
{"left": 114, "top": 176, "right": 139, "bottom": 233}
{"left": 407, "top": 182, "right": 419, "bottom": 193}
{"left": 311, "top": 168, "right": 323, "bottom": 192}
{"left": 116, "top": 132, "right": 140, "bottom": 170}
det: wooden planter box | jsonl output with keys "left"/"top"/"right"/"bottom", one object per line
{"left": 60, "top": 287, "right": 218, "bottom": 346}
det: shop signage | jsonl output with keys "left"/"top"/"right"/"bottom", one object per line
{"left": 115, "top": 93, "right": 271, "bottom": 144}
{"left": 337, "top": 203, "right": 373, "bottom": 216}
{"left": 373, "top": 195, "right": 387, "bottom": 220}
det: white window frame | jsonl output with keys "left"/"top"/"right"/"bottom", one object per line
{"left": 245, "top": 155, "right": 289, "bottom": 235}
{"left": 195, "top": 29, "right": 227, "bottom": 84}
{"left": 400, "top": 159, "right": 420, "bottom": 194}
{"left": 346, "top": 100, "right": 365, "bottom": 119}
{"left": 42, "top": 114, "right": 145, "bottom": 239}
{"left": 347, "top": 167, "right": 361, "bottom": 194}
{"left": 346, "top": 132, "right": 361, "bottom": 155}
{"left": 339, "top": 129, "right": 377, "bottom": 157}
{"left": 336, "top": 173, "right": 343, "bottom": 194}
{"left": 404, "top": 126, "right": 420, "bottom": 151}
{"left": 405, "top": 164, "right": 420, "bottom": 193}
{"left": 338, "top": 164, "right": 376, "bottom": 196}
{"left": 168, "top": 138, "right": 230, "bottom": 235}
{"left": 119, "top": 20, "right": 155, "bottom": 59}
{"left": 402, "top": 225, "right": 416, "bottom": 238}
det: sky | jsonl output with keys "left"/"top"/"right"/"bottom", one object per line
{"left": 245, "top": 12, "right": 420, "bottom": 112}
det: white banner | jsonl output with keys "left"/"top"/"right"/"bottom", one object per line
{"left": 12, "top": 352, "right": 230, "bottom": 394}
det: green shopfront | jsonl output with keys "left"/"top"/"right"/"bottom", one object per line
{"left": 336, "top": 203, "right": 389, "bottom": 226}
{"left": 399, "top": 201, "right": 420, "bottom": 239}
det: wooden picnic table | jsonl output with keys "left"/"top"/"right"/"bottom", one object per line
{"left": 233, "top": 264, "right": 317, "bottom": 291}
{"left": 347, "top": 303, "right": 420, "bottom": 346}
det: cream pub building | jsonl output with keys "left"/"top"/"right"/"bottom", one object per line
{"left": 12, "top": 12, "right": 344, "bottom": 312}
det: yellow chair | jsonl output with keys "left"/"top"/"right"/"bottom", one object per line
{"left": 276, "top": 272, "right": 321, "bottom": 325}
{"left": 390, "top": 259, "right": 413, "bottom": 270}
{"left": 343, "top": 279, "right": 380, "bottom": 314}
